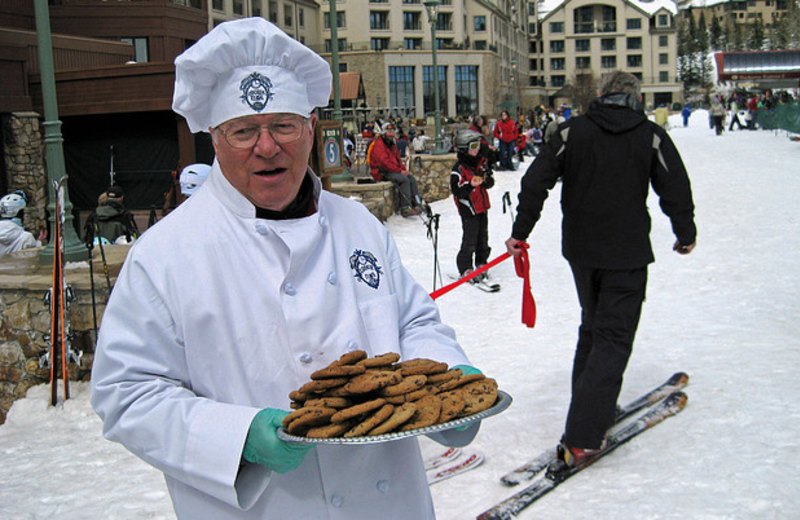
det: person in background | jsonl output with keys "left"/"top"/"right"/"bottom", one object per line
{"left": 0, "top": 191, "right": 46, "bottom": 256}
{"left": 709, "top": 97, "right": 726, "bottom": 136}
{"left": 90, "top": 19, "right": 480, "bottom": 519}
{"left": 506, "top": 71, "right": 697, "bottom": 469}
{"left": 747, "top": 95, "right": 759, "bottom": 130}
{"left": 411, "top": 129, "right": 429, "bottom": 154}
{"left": 180, "top": 163, "right": 212, "bottom": 197}
{"left": 396, "top": 131, "right": 409, "bottom": 159}
{"left": 728, "top": 99, "right": 745, "bottom": 131}
{"left": 450, "top": 129, "right": 495, "bottom": 283}
{"left": 369, "top": 122, "right": 427, "bottom": 217}
{"left": 83, "top": 185, "right": 139, "bottom": 245}
{"left": 681, "top": 103, "right": 692, "bottom": 127}
{"left": 493, "top": 110, "right": 517, "bottom": 171}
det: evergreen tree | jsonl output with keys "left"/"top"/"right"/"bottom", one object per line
{"left": 697, "top": 12, "right": 712, "bottom": 87}
{"left": 747, "top": 17, "right": 766, "bottom": 50}
{"left": 710, "top": 15, "right": 724, "bottom": 50}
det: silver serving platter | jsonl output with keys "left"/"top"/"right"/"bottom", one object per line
{"left": 278, "top": 389, "right": 512, "bottom": 445}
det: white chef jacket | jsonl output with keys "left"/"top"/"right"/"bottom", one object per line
{"left": 90, "top": 162, "right": 477, "bottom": 520}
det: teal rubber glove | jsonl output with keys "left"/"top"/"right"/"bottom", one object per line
{"left": 451, "top": 365, "right": 484, "bottom": 431}
{"left": 242, "top": 408, "right": 315, "bottom": 474}
{"left": 452, "top": 364, "right": 483, "bottom": 376}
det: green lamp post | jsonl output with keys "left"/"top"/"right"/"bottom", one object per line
{"left": 424, "top": 0, "right": 447, "bottom": 155}
{"left": 34, "top": 0, "right": 88, "bottom": 263}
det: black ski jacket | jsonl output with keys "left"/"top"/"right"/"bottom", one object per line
{"left": 512, "top": 95, "right": 696, "bottom": 269}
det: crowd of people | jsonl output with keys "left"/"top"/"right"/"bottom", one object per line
{"left": 682, "top": 89, "right": 797, "bottom": 135}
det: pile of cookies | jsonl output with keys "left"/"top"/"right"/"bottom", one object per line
{"left": 282, "top": 350, "right": 499, "bottom": 439}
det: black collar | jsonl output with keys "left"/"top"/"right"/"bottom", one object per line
{"left": 255, "top": 175, "right": 315, "bottom": 220}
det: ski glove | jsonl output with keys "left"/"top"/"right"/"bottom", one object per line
{"left": 242, "top": 408, "right": 315, "bottom": 474}
{"left": 451, "top": 365, "right": 484, "bottom": 431}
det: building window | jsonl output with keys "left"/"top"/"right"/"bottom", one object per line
{"left": 576, "top": 57, "right": 591, "bottom": 69}
{"left": 371, "top": 38, "right": 390, "bottom": 50}
{"left": 626, "top": 18, "right": 642, "bottom": 30}
{"left": 601, "top": 38, "right": 616, "bottom": 51}
{"left": 659, "top": 53, "right": 669, "bottom": 65}
{"left": 659, "top": 35, "right": 669, "bottom": 47}
{"left": 121, "top": 37, "right": 149, "bottom": 62}
{"left": 436, "top": 12, "right": 453, "bottom": 31}
{"left": 658, "top": 14, "right": 670, "bottom": 26}
{"left": 455, "top": 65, "right": 479, "bottom": 116}
{"left": 284, "top": 4, "right": 293, "bottom": 26}
{"left": 325, "top": 39, "right": 348, "bottom": 52}
{"left": 529, "top": 59, "right": 538, "bottom": 70}
{"left": 423, "top": 65, "right": 447, "bottom": 116}
{"left": 299, "top": 8, "right": 304, "bottom": 27}
{"left": 389, "top": 66, "right": 415, "bottom": 112}
{"left": 551, "top": 57, "right": 565, "bottom": 70}
{"left": 233, "top": 0, "right": 243, "bottom": 15}
{"left": 550, "top": 21, "right": 564, "bottom": 33}
{"left": 575, "top": 39, "right": 590, "bottom": 52}
{"left": 627, "top": 37, "right": 642, "bottom": 50}
{"left": 552, "top": 75, "right": 565, "bottom": 87}
{"left": 370, "top": 11, "right": 389, "bottom": 30}
{"left": 627, "top": 55, "right": 642, "bottom": 68}
{"left": 659, "top": 71, "right": 670, "bottom": 83}
{"left": 574, "top": 6, "right": 594, "bottom": 33}
{"left": 529, "top": 23, "right": 537, "bottom": 35}
{"left": 405, "top": 38, "right": 422, "bottom": 49}
{"left": 269, "top": 1, "right": 278, "bottom": 23}
{"left": 602, "top": 6, "right": 616, "bottom": 32}
{"left": 212, "top": 0, "right": 223, "bottom": 11}
{"left": 324, "top": 11, "right": 346, "bottom": 29}
{"left": 404, "top": 12, "right": 421, "bottom": 30}
{"left": 529, "top": 41, "right": 537, "bottom": 53}
{"left": 601, "top": 55, "right": 616, "bottom": 68}
{"left": 474, "top": 16, "right": 486, "bottom": 31}
{"left": 550, "top": 40, "right": 565, "bottom": 53}
{"left": 475, "top": 40, "right": 487, "bottom": 50}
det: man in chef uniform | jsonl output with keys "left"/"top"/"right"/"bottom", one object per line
{"left": 90, "top": 17, "right": 480, "bottom": 520}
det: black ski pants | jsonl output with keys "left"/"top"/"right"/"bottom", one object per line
{"left": 564, "top": 263, "right": 648, "bottom": 449}
{"left": 456, "top": 212, "right": 490, "bottom": 275}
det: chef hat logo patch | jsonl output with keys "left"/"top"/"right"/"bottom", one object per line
{"left": 239, "top": 72, "right": 274, "bottom": 112}
{"left": 349, "top": 249, "right": 382, "bottom": 289}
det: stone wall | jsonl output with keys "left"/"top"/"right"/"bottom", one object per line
{"left": 0, "top": 247, "right": 123, "bottom": 424}
{"left": 2, "top": 112, "right": 47, "bottom": 233}
{"left": 330, "top": 153, "right": 456, "bottom": 221}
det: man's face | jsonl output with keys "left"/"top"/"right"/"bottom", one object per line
{"left": 212, "top": 113, "right": 315, "bottom": 211}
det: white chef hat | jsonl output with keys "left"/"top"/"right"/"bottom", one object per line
{"left": 172, "top": 18, "right": 333, "bottom": 134}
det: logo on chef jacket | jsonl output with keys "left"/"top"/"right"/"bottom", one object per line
{"left": 239, "top": 72, "right": 274, "bottom": 112}
{"left": 349, "top": 249, "right": 382, "bottom": 289}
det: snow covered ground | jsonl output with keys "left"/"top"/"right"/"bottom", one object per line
{"left": 1, "top": 112, "right": 798, "bottom": 519}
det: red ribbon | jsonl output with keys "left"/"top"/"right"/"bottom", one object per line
{"left": 429, "top": 245, "right": 536, "bottom": 328}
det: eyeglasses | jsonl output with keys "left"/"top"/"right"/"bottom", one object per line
{"left": 216, "top": 117, "right": 309, "bottom": 149}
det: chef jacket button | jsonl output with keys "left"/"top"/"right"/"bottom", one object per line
{"left": 284, "top": 283, "right": 297, "bottom": 296}
{"left": 254, "top": 223, "right": 268, "bottom": 235}
{"left": 330, "top": 494, "right": 344, "bottom": 508}
{"left": 299, "top": 352, "right": 312, "bottom": 364}
{"left": 327, "top": 272, "right": 337, "bottom": 285}
{"left": 346, "top": 340, "right": 359, "bottom": 352}
{"left": 376, "top": 479, "right": 390, "bottom": 493}
{"left": 319, "top": 215, "right": 327, "bottom": 226}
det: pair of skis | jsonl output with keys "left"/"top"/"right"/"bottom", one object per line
{"left": 41, "top": 177, "right": 76, "bottom": 406}
{"left": 477, "top": 372, "right": 690, "bottom": 519}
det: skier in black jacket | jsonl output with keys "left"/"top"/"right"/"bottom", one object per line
{"left": 505, "top": 71, "right": 697, "bottom": 468}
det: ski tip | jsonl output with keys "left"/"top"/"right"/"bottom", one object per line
{"left": 668, "top": 372, "right": 690, "bottom": 386}
{"left": 665, "top": 390, "right": 689, "bottom": 409}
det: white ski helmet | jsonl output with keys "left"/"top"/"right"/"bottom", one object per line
{"left": 179, "top": 163, "right": 211, "bottom": 196}
{"left": 0, "top": 191, "right": 27, "bottom": 219}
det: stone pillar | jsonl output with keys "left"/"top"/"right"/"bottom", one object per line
{"left": 2, "top": 112, "right": 48, "bottom": 235}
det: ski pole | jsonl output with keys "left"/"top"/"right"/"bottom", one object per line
{"left": 502, "top": 191, "right": 515, "bottom": 221}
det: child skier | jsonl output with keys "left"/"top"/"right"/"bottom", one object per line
{"left": 451, "top": 129, "right": 495, "bottom": 285}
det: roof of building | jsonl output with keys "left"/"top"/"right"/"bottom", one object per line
{"left": 539, "top": 0, "right": 678, "bottom": 20}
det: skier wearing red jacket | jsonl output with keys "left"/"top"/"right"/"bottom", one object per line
{"left": 450, "top": 129, "right": 495, "bottom": 281}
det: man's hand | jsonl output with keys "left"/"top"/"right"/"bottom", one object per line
{"left": 242, "top": 408, "right": 315, "bottom": 474}
{"left": 470, "top": 176, "right": 484, "bottom": 187}
{"left": 505, "top": 237, "right": 526, "bottom": 257}
{"left": 673, "top": 240, "right": 696, "bottom": 255}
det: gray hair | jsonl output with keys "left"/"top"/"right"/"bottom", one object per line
{"left": 600, "top": 71, "right": 641, "bottom": 98}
